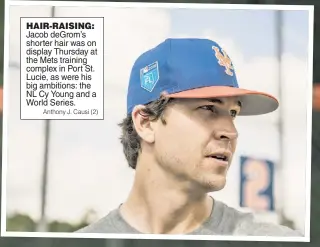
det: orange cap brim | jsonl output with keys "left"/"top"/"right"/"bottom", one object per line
{"left": 166, "top": 86, "right": 279, "bottom": 116}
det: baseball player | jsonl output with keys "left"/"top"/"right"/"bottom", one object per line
{"left": 78, "top": 38, "right": 302, "bottom": 236}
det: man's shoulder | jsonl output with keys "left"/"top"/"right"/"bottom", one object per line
{"left": 236, "top": 218, "right": 303, "bottom": 236}
{"left": 215, "top": 201, "right": 302, "bottom": 236}
{"left": 225, "top": 205, "right": 302, "bottom": 236}
{"left": 75, "top": 208, "right": 120, "bottom": 233}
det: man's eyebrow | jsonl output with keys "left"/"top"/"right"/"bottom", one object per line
{"left": 207, "top": 98, "right": 242, "bottom": 108}
{"left": 207, "top": 99, "right": 223, "bottom": 104}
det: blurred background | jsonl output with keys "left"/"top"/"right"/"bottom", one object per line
{"left": 1, "top": 1, "right": 320, "bottom": 247}
{"left": 4, "top": 2, "right": 311, "bottom": 235}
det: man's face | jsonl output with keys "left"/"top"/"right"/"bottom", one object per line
{"left": 153, "top": 97, "right": 241, "bottom": 192}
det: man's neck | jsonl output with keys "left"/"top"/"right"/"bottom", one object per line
{"left": 120, "top": 161, "right": 214, "bottom": 234}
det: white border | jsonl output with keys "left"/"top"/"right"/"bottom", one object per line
{"left": 1, "top": 0, "right": 314, "bottom": 242}
{"left": 1, "top": 0, "right": 11, "bottom": 237}
{"left": 304, "top": 6, "right": 314, "bottom": 241}
{"left": 0, "top": 232, "right": 310, "bottom": 242}
{"left": 7, "top": 1, "right": 314, "bottom": 10}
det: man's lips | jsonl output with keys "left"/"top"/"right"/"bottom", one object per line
{"left": 205, "top": 151, "right": 232, "bottom": 162}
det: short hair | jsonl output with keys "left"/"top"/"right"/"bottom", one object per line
{"left": 119, "top": 97, "right": 174, "bottom": 169}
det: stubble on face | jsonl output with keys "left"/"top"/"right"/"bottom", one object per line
{"left": 151, "top": 98, "right": 238, "bottom": 193}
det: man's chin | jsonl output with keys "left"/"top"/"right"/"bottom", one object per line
{"left": 201, "top": 176, "right": 227, "bottom": 192}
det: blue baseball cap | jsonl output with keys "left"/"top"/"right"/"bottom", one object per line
{"left": 127, "top": 38, "right": 279, "bottom": 116}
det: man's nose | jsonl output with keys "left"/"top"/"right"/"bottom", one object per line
{"left": 213, "top": 119, "right": 238, "bottom": 141}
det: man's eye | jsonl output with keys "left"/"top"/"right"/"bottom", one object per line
{"left": 200, "top": 105, "right": 217, "bottom": 114}
{"left": 200, "top": 105, "right": 238, "bottom": 119}
{"left": 230, "top": 110, "right": 238, "bottom": 118}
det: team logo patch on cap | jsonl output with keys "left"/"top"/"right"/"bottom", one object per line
{"left": 140, "top": 61, "right": 160, "bottom": 92}
{"left": 212, "top": 46, "right": 234, "bottom": 76}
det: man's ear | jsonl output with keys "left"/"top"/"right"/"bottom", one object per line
{"left": 131, "top": 105, "right": 155, "bottom": 144}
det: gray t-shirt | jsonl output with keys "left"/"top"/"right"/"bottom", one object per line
{"left": 77, "top": 200, "right": 302, "bottom": 236}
